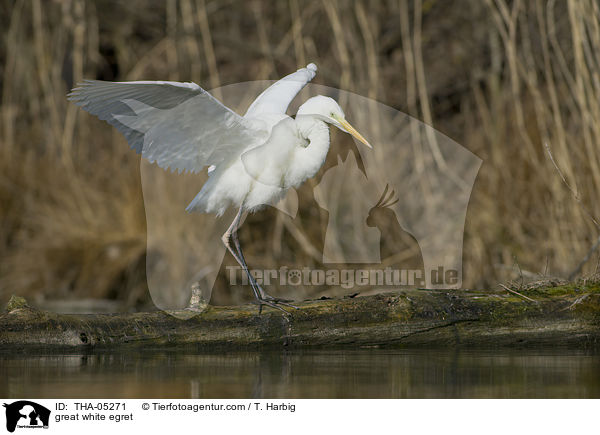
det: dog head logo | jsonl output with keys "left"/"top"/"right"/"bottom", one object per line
{"left": 3, "top": 401, "right": 50, "bottom": 433}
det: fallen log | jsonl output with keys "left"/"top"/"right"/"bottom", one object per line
{"left": 1, "top": 284, "right": 599, "bottom": 349}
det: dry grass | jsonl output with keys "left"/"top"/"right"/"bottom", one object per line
{"left": 0, "top": 0, "right": 599, "bottom": 309}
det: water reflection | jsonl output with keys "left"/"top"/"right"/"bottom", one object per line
{"left": 1, "top": 349, "right": 599, "bottom": 398}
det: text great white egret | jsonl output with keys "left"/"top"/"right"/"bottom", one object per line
{"left": 69, "top": 63, "right": 372, "bottom": 313}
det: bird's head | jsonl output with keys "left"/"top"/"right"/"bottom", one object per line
{"left": 297, "top": 96, "right": 372, "bottom": 148}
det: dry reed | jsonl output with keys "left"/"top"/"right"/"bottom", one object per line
{"left": 0, "top": 0, "right": 599, "bottom": 309}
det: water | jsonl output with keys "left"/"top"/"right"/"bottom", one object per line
{"left": 1, "top": 348, "right": 599, "bottom": 398}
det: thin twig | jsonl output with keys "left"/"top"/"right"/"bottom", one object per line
{"left": 560, "top": 293, "right": 590, "bottom": 311}
{"left": 568, "top": 235, "right": 600, "bottom": 280}
{"left": 196, "top": 0, "right": 222, "bottom": 99}
{"left": 498, "top": 283, "right": 538, "bottom": 303}
{"left": 545, "top": 142, "right": 600, "bottom": 228}
{"left": 513, "top": 255, "right": 524, "bottom": 289}
{"left": 545, "top": 142, "right": 600, "bottom": 279}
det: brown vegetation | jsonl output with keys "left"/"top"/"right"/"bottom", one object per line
{"left": 1, "top": 0, "right": 599, "bottom": 309}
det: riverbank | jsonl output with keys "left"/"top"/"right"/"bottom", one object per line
{"left": 1, "top": 281, "right": 599, "bottom": 350}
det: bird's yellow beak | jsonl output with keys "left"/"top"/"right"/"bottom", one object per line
{"left": 337, "top": 117, "right": 372, "bottom": 149}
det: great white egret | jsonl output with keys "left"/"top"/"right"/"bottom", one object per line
{"left": 68, "top": 63, "right": 372, "bottom": 313}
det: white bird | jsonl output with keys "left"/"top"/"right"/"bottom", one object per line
{"left": 69, "top": 63, "right": 372, "bottom": 313}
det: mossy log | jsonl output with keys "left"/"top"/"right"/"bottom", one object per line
{"left": 1, "top": 284, "right": 599, "bottom": 350}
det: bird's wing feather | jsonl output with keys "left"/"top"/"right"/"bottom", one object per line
{"left": 240, "top": 118, "right": 303, "bottom": 189}
{"left": 244, "top": 63, "right": 317, "bottom": 117}
{"left": 69, "top": 80, "right": 265, "bottom": 173}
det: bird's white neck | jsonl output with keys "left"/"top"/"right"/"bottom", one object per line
{"left": 287, "top": 115, "right": 331, "bottom": 185}
{"left": 296, "top": 115, "right": 329, "bottom": 149}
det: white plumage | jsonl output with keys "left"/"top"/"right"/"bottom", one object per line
{"left": 69, "top": 63, "right": 371, "bottom": 313}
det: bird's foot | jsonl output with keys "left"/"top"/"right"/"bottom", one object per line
{"left": 263, "top": 295, "right": 299, "bottom": 309}
{"left": 255, "top": 295, "right": 299, "bottom": 315}
{"left": 248, "top": 277, "right": 299, "bottom": 314}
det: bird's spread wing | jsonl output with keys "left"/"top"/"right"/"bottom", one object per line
{"left": 244, "top": 63, "right": 317, "bottom": 117}
{"left": 69, "top": 80, "right": 265, "bottom": 173}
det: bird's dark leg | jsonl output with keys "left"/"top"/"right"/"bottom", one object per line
{"left": 222, "top": 207, "right": 262, "bottom": 301}
{"left": 222, "top": 207, "right": 297, "bottom": 314}
{"left": 231, "top": 226, "right": 298, "bottom": 312}
{"left": 230, "top": 229, "right": 264, "bottom": 298}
